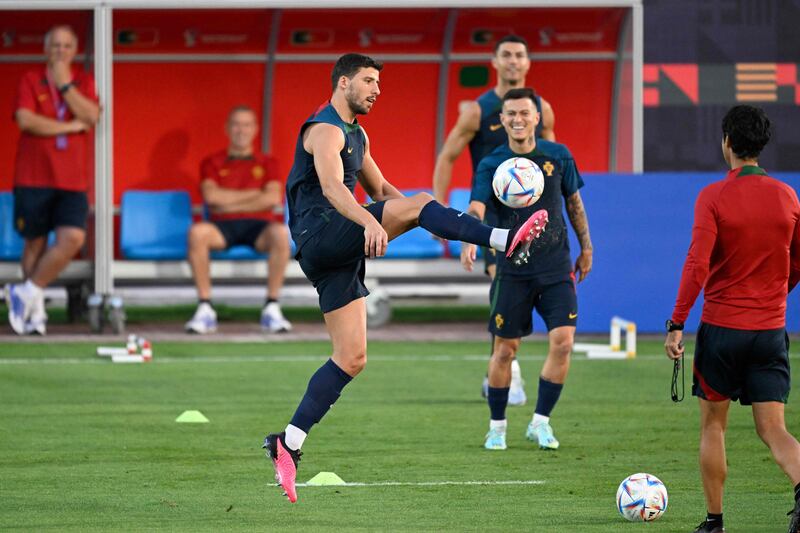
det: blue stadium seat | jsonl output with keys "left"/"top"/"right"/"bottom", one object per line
{"left": 211, "top": 244, "right": 265, "bottom": 260}
{"left": 120, "top": 190, "right": 192, "bottom": 259}
{"left": 0, "top": 192, "right": 57, "bottom": 261}
{"left": 0, "top": 192, "right": 24, "bottom": 260}
{"left": 446, "top": 188, "right": 482, "bottom": 258}
{"left": 378, "top": 189, "right": 443, "bottom": 259}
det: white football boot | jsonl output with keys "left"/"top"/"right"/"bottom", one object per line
{"left": 25, "top": 290, "right": 47, "bottom": 335}
{"left": 185, "top": 302, "right": 217, "bottom": 334}
{"left": 5, "top": 282, "right": 37, "bottom": 335}
{"left": 261, "top": 302, "right": 292, "bottom": 333}
{"left": 508, "top": 359, "right": 527, "bottom": 406}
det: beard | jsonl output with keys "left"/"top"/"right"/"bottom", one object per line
{"left": 345, "top": 87, "right": 371, "bottom": 115}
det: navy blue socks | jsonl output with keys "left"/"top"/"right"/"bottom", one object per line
{"left": 418, "top": 200, "right": 493, "bottom": 247}
{"left": 488, "top": 386, "right": 510, "bottom": 420}
{"left": 289, "top": 358, "right": 353, "bottom": 433}
{"left": 706, "top": 513, "right": 723, "bottom": 529}
{"left": 535, "top": 377, "right": 564, "bottom": 417}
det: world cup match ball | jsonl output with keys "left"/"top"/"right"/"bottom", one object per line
{"left": 492, "top": 157, "right": 544, "bottom": 209}
{"left": 615, "top": 473, "right": 668, "bottom": 522}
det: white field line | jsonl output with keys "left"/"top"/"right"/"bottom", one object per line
{"left": 0, "top": 353, "right": 682, "bottom": 365}
{"left": 296, "top": 480, "right": 545, "bottom": 488}
{"left": 1, "top": 353, "right": 798, "bottom": 366}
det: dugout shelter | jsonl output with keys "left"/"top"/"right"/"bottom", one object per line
{"left": 0, "top": 0, "right": 643, "bottom": 331}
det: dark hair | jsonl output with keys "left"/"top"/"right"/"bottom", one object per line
{"left": 494, "top": 34, "right": 529, "bottom": 54}
{"left": 331, "top": 53, "right": 383, "bottom": 90}
{"left": 502, "top": 87, "right": 538, "bottom": 105}
{"left": 721, "top": 105, "right": 771, "bottom": 159}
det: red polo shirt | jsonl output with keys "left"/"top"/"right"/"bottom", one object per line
{"left": 14, "top": 66, "right": 98, "bottom": 191}
{"left": 672, "top": 165, "right": 800, "bottom": 330}
{"left": 200, "top": 150, "right": 283, "bottom": 223}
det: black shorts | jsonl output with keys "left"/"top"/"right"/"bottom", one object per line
{"left": 13, "top": 186, "right": 88, "bottom": 239}
{"left": 488, "top": 276, "right": 577, "bottom": 338}
{"left": 213, "top": 219, "right": 268, "bottom": 249}
{"left": 296, "top": 202, "right": 385, "bottom": 314}
{"left": 692, "top": 322, "right": 791, "bottom": 405}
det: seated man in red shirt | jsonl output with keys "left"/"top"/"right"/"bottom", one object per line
{"left": 185, "top": 105, "right": 292, "bottom": 334}
{"left": 4, "top": 25, "right": 100, "bottom": 335}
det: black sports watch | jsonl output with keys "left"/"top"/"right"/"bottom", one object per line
{"left": 665, "top": 319, "right": 684, "bottom": 332}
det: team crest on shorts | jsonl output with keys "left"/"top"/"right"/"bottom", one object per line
{"left": 495, "top": 313, "right": 504, "bottom": 329}
{"left": 219, "top": 168, "right": 229, "bottom": 176}
{"left": 252, "top": 165, "right": 264, "bottom": 179}
{"left": 16, "top": 217, "right": 24, "bottom": 231}
{"left": 543, "top": 161, "right": 554, "bottom": 177}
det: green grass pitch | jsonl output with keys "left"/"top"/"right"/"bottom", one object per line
{"left": 0, "top": 339, "right": 797, "bottom": 531}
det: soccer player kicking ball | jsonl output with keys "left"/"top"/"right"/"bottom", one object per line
{"left": 461, "top": 88, "right": 592, "bottom": 452}
{"left": 262, "top": 54, "right": 548, "bottom": 503}
{"left": 665, "top": 105, "right": 800, "bottom": 533}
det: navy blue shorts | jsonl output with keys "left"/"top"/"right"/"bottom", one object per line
{"left": 213, "top": 219, "right": 268, "bottom": 248}
{"left": 488, "top": 276, "right": 577, "bottom": 338}
{"left": 14, "top": 186, "right": 88, "bottom": 239}
{"left": 296, "top": 202, "right": 385, "bottom": 314}
{"left": 692, "top": 322, "right": 791, "bottom": 405}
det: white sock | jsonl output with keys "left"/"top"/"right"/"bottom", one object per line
{"left": 284, "top": 424, "right": 307, "bottom": 451}
{"left": 489, "top": 419, "right": 507, "bottom": 432}
{"left": 489, "top": 228, "right": 509, "bottom": 252}
{"left": 510, "top": 359, "right": 522, "bottom": 387}
{"left": 23, "top": 279, "right": 43, "bottom": 298}
{"left": 532, "top": 413, "right": 549, "bottom": 426}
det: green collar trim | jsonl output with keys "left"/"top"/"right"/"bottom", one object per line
{"left": 343, "top": 122, "right": 360, "bottom": 134}
{"left": 737, "top": 165, "right": 767, "bottom": 176}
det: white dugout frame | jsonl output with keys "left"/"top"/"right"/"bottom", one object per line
{"left": 0, "top": 0, "right": 643, "bottom": 298}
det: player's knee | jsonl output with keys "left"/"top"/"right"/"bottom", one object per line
{"left": 549, "top": 331, "right": 574, "bottom": 358}
{"left": 414, "top": 192, "right": 434, "bottom": 207}
{"left": 188, "top": 223, "right": 210, "bottom": 248}
{"left": 268, "top": 225, "right": 290, "bottom": 253}
{"left": 338, "top": 348, "right": 367, "bottom": 376}
{"left": 700, "top": 413, "right": 727, "bottom": 433}
{"left": 755, "top": 418, "right": 785, "bottom": 443}
{"left": 493, "top": 340, "right": 518, "bottom": 363}
{"left": 551, "top": 338, "right": 572, "bottom": 358}
{"left": 58, "top": 228, "right": 85, "bottom": 252}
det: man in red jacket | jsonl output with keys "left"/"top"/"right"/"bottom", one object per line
{"left": 665, "top": 105, "right": 800, "bottom": 533}
{"left": 4, "top": 25, "right": 99, "bottom": 335}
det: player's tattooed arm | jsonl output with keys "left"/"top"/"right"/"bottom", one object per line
{"left": 566, "top": 191, "right": 593, "bottom": 281}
